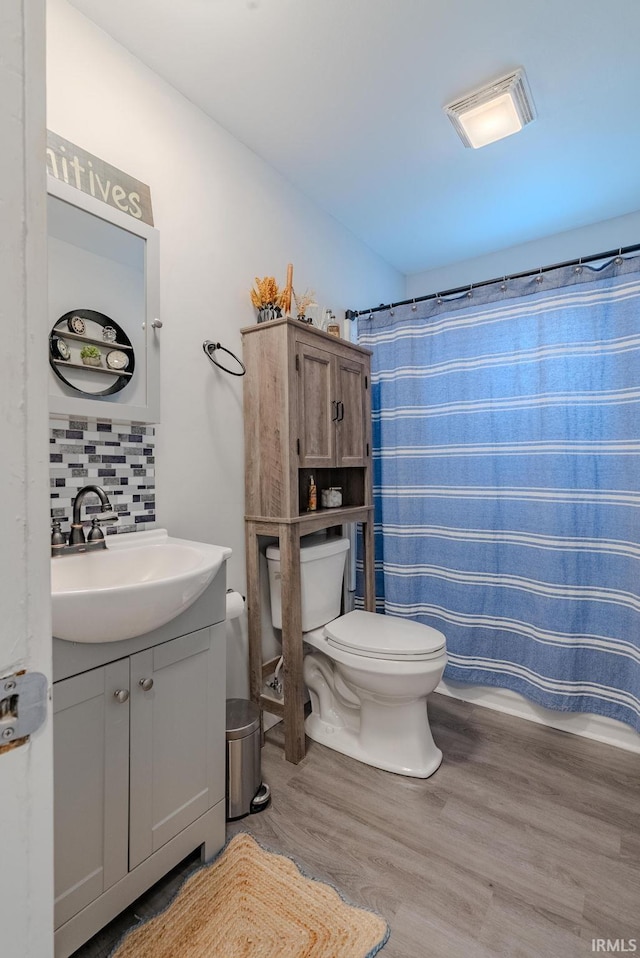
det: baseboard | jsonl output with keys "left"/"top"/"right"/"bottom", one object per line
{"left": 436, "top": 679, "right": 640, "bottom": 754}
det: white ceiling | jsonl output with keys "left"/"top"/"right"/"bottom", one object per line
{"left": 68, "top": 0, "right": 640, "bottom": 276}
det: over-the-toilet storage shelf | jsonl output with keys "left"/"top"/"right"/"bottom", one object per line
{"left": 241, "top": 317, "right": 377, "bottom": 764}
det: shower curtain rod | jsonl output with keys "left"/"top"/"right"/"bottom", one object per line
{"left": 345, "top": 241, "right": 640, "bottom": 320}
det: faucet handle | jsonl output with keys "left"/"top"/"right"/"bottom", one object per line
{"left": 51, "top": 520, "right": 67, "bottom": 555}
{"left": 87, "top": 517, "right": 105, "bottom": 542}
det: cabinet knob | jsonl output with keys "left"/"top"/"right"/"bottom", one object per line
{"left": 113, "top": 689, "right": 130, "bottom": 703}
{"left": 139, "top": 678, "right": 154, "bottom": 692}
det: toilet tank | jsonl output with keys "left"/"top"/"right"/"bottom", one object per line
{"left": 266, "top": 534, "right": 350, "bottom": 631}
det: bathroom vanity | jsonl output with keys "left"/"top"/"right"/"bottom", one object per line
{"left": 52, "top": 562, "right": 228, "bottom": 958}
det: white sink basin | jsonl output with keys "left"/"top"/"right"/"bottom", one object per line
{"left": 52, "top": 529, "right": 232, "bottom": 643}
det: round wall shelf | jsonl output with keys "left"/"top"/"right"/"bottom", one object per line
{"left": 49, "top": 308, "right": 136, "bottom": 397}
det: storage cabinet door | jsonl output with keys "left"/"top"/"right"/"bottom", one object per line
{"left": 129, "top": 627, "right": 225, "bottom": 869}
{"left": 53, "top": 659, "right": 130, "bottom": 929}
{"left": 297, "top": 341, "right": 336, "bottom": 468}
{"left": 335, "top": 356, "right": 369, "bottom": 466}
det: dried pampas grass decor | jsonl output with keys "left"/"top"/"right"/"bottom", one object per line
{"left": 293, "top": 288, "right": 317, "bottom": 315}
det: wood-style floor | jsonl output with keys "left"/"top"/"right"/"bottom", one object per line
{"left": 74, "top": 694, "right": 640, "bottom": 957}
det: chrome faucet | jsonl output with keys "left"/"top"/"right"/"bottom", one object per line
{"left": 51, "top": 484, "right": 119, "bottom": 556}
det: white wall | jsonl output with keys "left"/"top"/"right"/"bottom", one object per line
{"left": 0, "top": 1, "right": 54, "bottom": 955}
{"left": 406, "top": 208, "right": 640, "bottom": 298}
{"left": 46, "top": 0, "right": 403, "bottom": 697}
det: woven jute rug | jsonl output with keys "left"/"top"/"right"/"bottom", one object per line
{"left": 111, "top": 832, "right": 389, "bottom": 958}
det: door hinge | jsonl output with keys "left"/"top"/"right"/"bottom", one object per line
{"left": 366, "top": 442, "right": 370, "bottom": 457}
{"left": 365, "top": 374, "right": 368, "bottom": 389}
{"left": 295, "top": 354, "right": 300, "bottom": 372}
{"left": 0, "top": 671, "right": 48, "bottom": 748}
{"left": 296, "top": 438, "right": 300, "bottom": 455}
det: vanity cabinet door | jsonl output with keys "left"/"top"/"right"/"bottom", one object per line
{"left": 128, "top": 626, "right": 225, "bottom": 869}
{"left": 53, "top": 659, "right": 130, "bottom": 929}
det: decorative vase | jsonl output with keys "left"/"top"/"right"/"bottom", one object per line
{"left": 257, "top": 306, "right": 283, "bottom": 324}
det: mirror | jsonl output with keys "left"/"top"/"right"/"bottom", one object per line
{"left": 47, "top": 176, "right": 160, "bottom": 422}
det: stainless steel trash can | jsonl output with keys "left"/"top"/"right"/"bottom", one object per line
{"left": 225, "top": 698, "right": 270, "bottom": 820}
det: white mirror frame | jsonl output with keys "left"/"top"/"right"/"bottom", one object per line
{"left": 47, "top": 175, "right": 160, "bottom": 423}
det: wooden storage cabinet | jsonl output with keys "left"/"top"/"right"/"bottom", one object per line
{"left": 242, "top": 318, "right": 373, "bottom": 519}
{"left": 242, "top": 318, "right": 376, "bottom": 763}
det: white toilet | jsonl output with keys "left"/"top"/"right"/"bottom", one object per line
{"left": 266, "top": 534, "right": 447, "bottom": 778}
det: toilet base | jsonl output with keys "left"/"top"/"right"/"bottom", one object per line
{"left": 305, "top": 712, "right": 443, "bottom": 779}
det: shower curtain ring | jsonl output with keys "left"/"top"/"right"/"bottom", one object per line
{"left": 500, "top": 276, "right": 508, "bottom": 291}
{"left": 615, "top": 248, "right": 623, "bottom": 266}
{"left": 574, "top": 258, "right": 583, "bottom": 274}
{"left": 436, "top": 292, "right": 443, "bottom": 305}
{"left": 389, "top": 303, "right": 395, "bottom": 316}
{"left": 411, "top": 299, "right": 417, "bottom": 312}
{"left": 535, "top": 268, "right": 543, "bottom": 284}
{"left": 467, "top": 284, "right": 473, "bottom": 298}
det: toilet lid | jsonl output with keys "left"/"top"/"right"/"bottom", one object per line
{"left": 324, "top": 611, "right": 446, "bottom": 661}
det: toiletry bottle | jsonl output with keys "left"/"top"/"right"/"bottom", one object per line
{"left": 308, "top": 475, "right": 317, "bottom": 512}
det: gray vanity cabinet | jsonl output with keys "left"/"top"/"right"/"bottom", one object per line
{"left": 52, "top": 577, "right": 228, "bottom": 958}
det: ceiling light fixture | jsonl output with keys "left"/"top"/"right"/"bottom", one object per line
{"left": 444, "top": 68, "right": 536, "bottom": 149}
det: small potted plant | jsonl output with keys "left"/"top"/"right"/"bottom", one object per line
{"left": 80, "top": 345, "right": 102, "bottom": 367}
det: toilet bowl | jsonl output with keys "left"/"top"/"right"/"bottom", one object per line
{"left": 303, "top": 611, "right": 446, "bottom": 777}
{"left": 266, "top": 535, "right": 447, "bottom": 778}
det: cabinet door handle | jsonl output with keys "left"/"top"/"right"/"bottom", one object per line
{"left": 114, "top": 689, "right": 130, "bottom": 704}
{"left": 331, "top": 400, "right": 339, "bottom": 422}
{"left": 138, "top": 678, "right": 154, "bottom": 692}
{"left": 337, "top": 400, "right": 345, "bottom": 422}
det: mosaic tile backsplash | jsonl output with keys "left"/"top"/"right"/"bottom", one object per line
{"left": 50, "top": 416, "right": 156, "bottom": 535}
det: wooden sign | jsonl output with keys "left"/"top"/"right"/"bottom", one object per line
{"left": 46, "top": 131, "right": 154, "bottom": 226}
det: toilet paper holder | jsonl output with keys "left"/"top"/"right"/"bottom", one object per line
{"left": 226, "top": 588, "right": 246, "bottom": 621}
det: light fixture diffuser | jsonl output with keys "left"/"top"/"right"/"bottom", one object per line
{"left": 445, "top": 69, "right": 536, "bottom": 149}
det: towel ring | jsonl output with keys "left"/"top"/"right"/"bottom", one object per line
{"left": 202, "top": 341, "right": 246, "bottom": 376}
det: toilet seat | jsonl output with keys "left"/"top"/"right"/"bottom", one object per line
{"left": 324, "top": 611, "right": 446, "bottom": 661}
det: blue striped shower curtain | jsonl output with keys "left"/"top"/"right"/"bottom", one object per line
{"left": 358, "top": 258, "right": 640, "bottom": 732}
